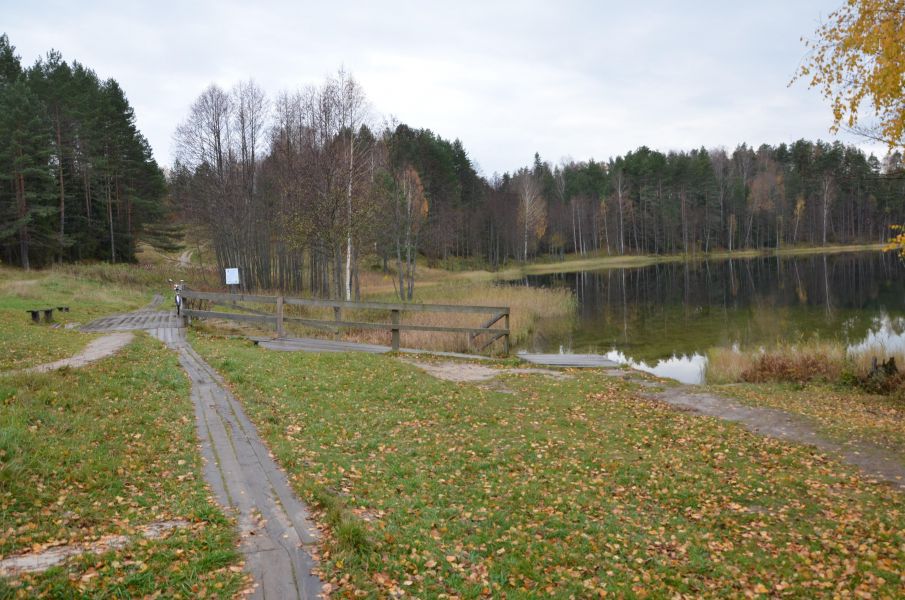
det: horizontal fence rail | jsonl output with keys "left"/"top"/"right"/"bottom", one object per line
{"left": 180, "top": 289, "right": 510, "bottom": 355}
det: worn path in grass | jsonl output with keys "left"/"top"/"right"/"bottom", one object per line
{"left": 3, "top": 294, "right": 168, "bottom": 375}
{"left": 411, "top": 358, "right": 905, "bottom": 490}
{"left": 650, "top": 386, "right": 905, "bottom": 490}
{"left": 591, "top": 367, "right": 905, "bottom": 491}
{"left": 19, "top": 332, "right": 135, "bottom": 373}
{"left": 83, "top": 305, "right": 324, "bottom": 599}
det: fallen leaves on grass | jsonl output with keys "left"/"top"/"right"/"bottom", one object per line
{"left": 193, "top": 334, "right": 905, "bottom": 599}
{"left": 1, "top": 335, "right": 244, "bottom": 598}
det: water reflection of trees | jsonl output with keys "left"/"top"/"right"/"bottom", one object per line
{"left": 527, "top": 252, "right": 905, "bottom": 361}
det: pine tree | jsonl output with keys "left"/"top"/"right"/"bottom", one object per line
{"left": 0, "top": 79, "right": 53, "bottom": 269}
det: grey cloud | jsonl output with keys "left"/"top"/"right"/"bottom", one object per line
{"left": 3, "top": 0, "right": 880, "bottom": 174}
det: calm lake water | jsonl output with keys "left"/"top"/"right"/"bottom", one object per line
{"left": 520, "top": 252, "right": 905, "bottom": 384}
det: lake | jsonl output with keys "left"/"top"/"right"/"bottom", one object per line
{"left": 520, "top": 251, "right": 905, "bottom": 384}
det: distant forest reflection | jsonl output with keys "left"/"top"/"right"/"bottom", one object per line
{"left": 522, "top": 252, "right": 905, "bottom": 382}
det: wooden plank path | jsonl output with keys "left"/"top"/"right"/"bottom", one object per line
{"left": 81, "top": 293, "right": 183, "bottom": 332}
{"left": 84, "top": 302, "right": 323, "bottom": 599}
{"left": 81, "top": 311, "right": 182, "bottom": 332}
{"left": 258, "top": 337, "right": 389, "bottom": 354}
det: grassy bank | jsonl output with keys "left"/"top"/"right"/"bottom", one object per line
{"left": 0, "top": 268, "right": 149, "bottom": 371}
{"left": 705, "top": 340, "right": 905, "bottom": 460}
{"left": 0, "top": 334, "right": 244, "bottom": 597}
{"left": 495, "top": 242, "right": 888, "bottom": 278}
{"left": 193, "top": 332, "right": 904, "bottom": 598}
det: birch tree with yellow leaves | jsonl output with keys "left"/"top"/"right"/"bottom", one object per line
{"left": 795, "top": 1, "right": 905, "bottom": 254}
{"left": 794, "top": 0, "right": 905, "bottom": 148}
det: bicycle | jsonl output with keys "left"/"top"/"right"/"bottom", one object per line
{"left": 168, "top": 279, "right": 185, "bottom": 316}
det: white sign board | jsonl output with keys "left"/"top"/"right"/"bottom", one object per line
{"left": 224, "top": 268, "right": 240, "bottom": 285}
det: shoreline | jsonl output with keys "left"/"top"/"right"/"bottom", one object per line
{"left": 494, "top": 242, "right": 888, "bottom": 278}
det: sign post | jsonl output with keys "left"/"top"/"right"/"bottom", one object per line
{"left": 225, "top": 268, "right": 240, "bottom": 304}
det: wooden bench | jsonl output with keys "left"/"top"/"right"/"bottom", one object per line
{"left": 26, "top": 306, "right": 70, "bottom": 323}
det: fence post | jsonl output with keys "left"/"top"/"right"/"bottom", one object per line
{"left": 503, "top": 310, "right": 510, "bottom": 356}
{"left": 333, "top": 305, "right": 341, "bottom": 339}
{"left": 276, "top": 295, "right": 285, "bottom": 337}
{"left": 391, "top": 309, "right": 400, "bottom": 351}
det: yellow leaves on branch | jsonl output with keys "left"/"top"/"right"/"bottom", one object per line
{"left": 399, "top": 164, "right": 429, "bottom": 229}
{"left": 883, "top": 224, "right": 905, "bottom": 257}
{"left": 794, "top": 0, "right": 905, "bottom": 148}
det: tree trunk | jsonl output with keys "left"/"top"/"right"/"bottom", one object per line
{"left": 616, "top": 176, "right": 625, "bottom": 255}
{"left": 106, "top": 176, "right": 116, "bottom": 263}
{"left": 56, "top": 114, "right": 65, "bottom": 262}
{"left": 571, "top": 201, "right": 578, "bottom": 254}
{"left": 344, "top": 134, "right": 355, "bottom": 300}
{"left": 822, "top": 176, "right": 831, "bottom": 246}
{"left": 16, "top": 170, "right": 29, "bottom": 270}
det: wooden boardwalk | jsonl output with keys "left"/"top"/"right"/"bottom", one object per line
{"left": 83, "top": 301, "right": 323, "bottom": 599}
{"left": 257, "top": 337, "right": 389, "bottom": 354}
{"left": 81, "top": 311, "right": 182, "bottom": 332}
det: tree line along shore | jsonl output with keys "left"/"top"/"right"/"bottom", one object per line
{"left": 2, "top": 34, "right": 904, "bottom": 303}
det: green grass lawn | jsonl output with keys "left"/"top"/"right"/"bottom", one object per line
{"left": 0, "top": 268, "right": 149, "bottom": 371}
{"left": 192, "top": 332, "right": 904, "bottom": 598}
{"left": 0, "top": 334, "right": 245, "bottom": 598}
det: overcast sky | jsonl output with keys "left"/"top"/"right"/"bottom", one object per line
{"left": 2, "top": 0, "right": 884, "bottom": 175}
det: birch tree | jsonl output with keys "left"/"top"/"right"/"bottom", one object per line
{"left": 331, "top": 69, "right": 370, "bottom": 300}
{"left": 514, "top": 168, "right": 546, "bottom": 260}
{"left": 393, "top": 164, "right": 428, "bottom": 300}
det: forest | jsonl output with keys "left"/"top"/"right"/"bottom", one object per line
{"left": 0, "top": 35, "right": 170, "bottom": 269}
{"left": 171, "top": 70, "right": 905, "bottom": 297}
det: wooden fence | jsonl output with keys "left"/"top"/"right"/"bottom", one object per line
{"left": 180, "top": 289, "right": 511, "bottom": 355}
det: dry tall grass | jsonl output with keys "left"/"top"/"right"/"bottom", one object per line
{"left": 51, "top": 262, "right": 217, "bottom": 293}
{"left": 707, "top": 340, "right": 846, "bottom": 384}
{"left": 328, "top": 283, "right": 573, "bottom": 354}
{"left": 706, "top": 339, "right": 905, "bottom": 393}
